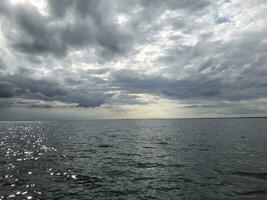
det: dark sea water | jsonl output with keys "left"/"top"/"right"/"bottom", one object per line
{"left": 0, "top": 118, "right": 267, "bottom": 200}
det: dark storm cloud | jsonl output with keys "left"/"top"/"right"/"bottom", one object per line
{"left": 47, "top": 0, "right": 73, "bottom": 18}
{"left": 111, "top": 69, "right": 222, "bottom": 100}
{"left": 0, "top": 74, "right": 106, "bottom": 108}
{"left": 0, "top": 0, "right": 267, "bottom": 117}
{"left": 0, "top": 81, "right": 16, "bottom": 97}
{"left": 110, "top": 61, "right": 267, "bottom": 102}
{"left": 60, "top": 92, "right": 105, "bottom": 108}
{"left": 155, "top": 25, "right": 267, "bottom": 102}
{"left": 0, "top": 74, "right": 67, "bottom": 98}
{"left": 13, "top": 4, "right": 66, "bottom": 57}
{"left": 0, "top": 0, "right": 212, "bottom": 62}
{"left": 0, "top": 0, "right": 133, "bottom": 61}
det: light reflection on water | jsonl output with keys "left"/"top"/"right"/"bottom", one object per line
{"left": 0, "top": 119, "right": 267, "bottom": 199}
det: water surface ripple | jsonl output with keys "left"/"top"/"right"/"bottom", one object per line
{"left": 0, "top": 119, "right": 267, "bottom": 199}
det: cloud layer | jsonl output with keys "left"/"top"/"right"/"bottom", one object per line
{"left": 0, "top": 0, "right": 267, "bottom": 118}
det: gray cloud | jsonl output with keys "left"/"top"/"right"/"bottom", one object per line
{"left": 0, "top": 58, "right": 6, "bottom": 70}
{"left": 215, "top": 16, "right": 231, "bottom": 24}
{"left": 111, "top": 69, "right": 222, "bottom": 100}
{"left": 0, "top": 0, "right": 133, "bottom": 61}
{"left": 0, "top": 0, "right": 212, "bottom": 62}
{"left": 0, "top": 0, "right": 267, "bottom": 118}
{"left": 0, "top": 74, "right": 106, "bottom": 108}
{"left": 0, "top": 0, "right": 10, "bottom": 15}
{"left": 1, "top": 74, "right": 67, "bottom": 97}
{"left": 47, "top": 0, "right": 73, "bottom": 18}
{"left": 0, "top": 81, "right": 16, "bottom": 98}
{"left": 139, "top": 0, "right": 210, "bottom": 12}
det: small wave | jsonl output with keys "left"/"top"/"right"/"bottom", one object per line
{"left": 131, "top": 162, "right": 185, "bottom": 169}
{"left": 231, "top": 171, "right": 267, "bottom": 181}
{"left": 156, "top": 141, "right": 169, "bottom": 145}
{"left": 98, "top": 144, "right": 114, "bottom": 148}
{"left": 236, "top": 189, "right": 267, "bottom": 197}
{"left": 117, "top": 152, "right": 140, "bottom": 157}
{"left": 132, "top": 177, "right": 156, "bottom": 182}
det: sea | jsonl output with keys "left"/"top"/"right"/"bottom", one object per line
{"left": 0, "top": 118, "right": 267, "bottom": 200}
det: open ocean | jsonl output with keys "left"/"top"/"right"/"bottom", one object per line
{"left": 0, "top": 118, "right": 267, "bottom": 200}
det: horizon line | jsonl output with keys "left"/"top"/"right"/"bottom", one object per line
{"left": 0, "top": 116, "right": 267, "bottom": 121}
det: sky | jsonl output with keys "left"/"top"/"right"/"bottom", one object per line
{"left": 0, "top": 0, "right": 267, "bottom": 120}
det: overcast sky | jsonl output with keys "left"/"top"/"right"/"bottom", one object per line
{"left": 0, "top": 0, "right": 267, "bottom": 120}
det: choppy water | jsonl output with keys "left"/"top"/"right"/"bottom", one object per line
{"left": 0, "top": 119, "right": 267, "bottom": 200}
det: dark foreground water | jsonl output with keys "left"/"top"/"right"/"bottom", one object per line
{"left": 0, "top": 119, "right": 267, "bottom": 200}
